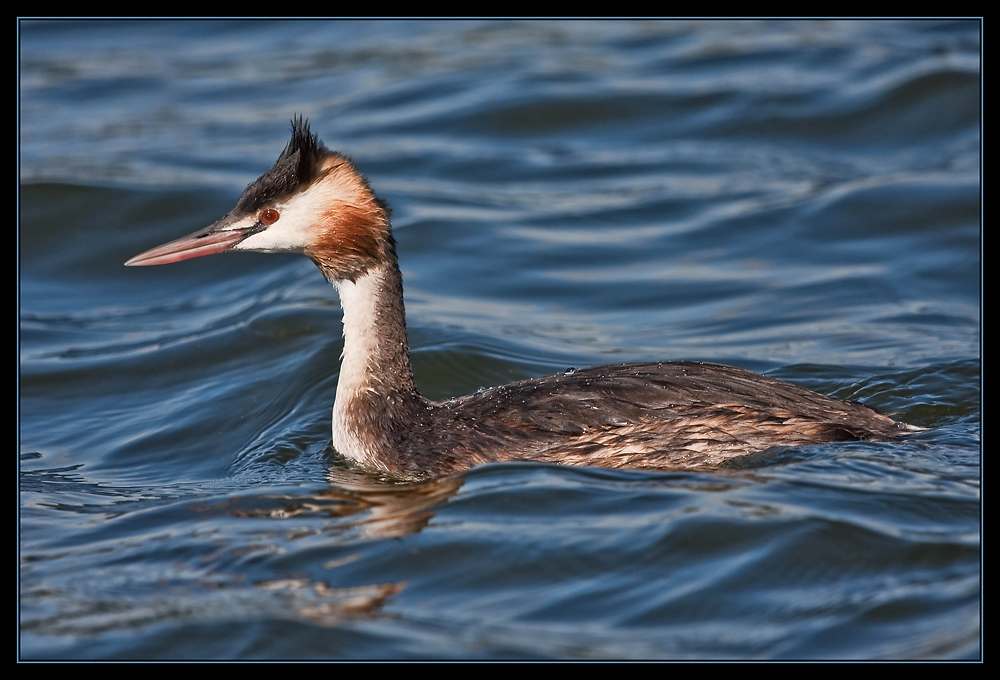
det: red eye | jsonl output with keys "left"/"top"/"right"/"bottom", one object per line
{"left": 261, "top": 208, "right": 280, "bottom": 224}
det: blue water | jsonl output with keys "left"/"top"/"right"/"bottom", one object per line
{"left": 19, "top": 20, "right": 980, "bottom": 660}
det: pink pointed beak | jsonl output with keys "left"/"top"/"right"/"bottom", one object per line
{"left": 125, "top": 227, "right": 248, "bottom": 267}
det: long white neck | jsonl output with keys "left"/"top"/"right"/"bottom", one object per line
{"left": 324, "top": 258, "right": 425, "bottom": 472}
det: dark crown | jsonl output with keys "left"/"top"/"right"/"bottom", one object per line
{"left": 233, "top": 116, "right": 331, "bottom": 215}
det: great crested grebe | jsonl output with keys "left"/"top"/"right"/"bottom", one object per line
{"left": 127, "top": 117, "right": 916, "bottom": 479}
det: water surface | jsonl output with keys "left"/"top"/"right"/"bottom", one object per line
{"left": 19, "top": 19, "right": 980, "bottom": 660}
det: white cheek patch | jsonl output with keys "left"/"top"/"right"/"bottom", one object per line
{"left": 235, "top": 197, "right": 316, "bottom": 254}
{"left": 233, "top": 165, "right": 375, "bottom": 255}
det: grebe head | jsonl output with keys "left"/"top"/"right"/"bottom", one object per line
{"left": 125, "top": 117, "right": 392, "bottom": 283}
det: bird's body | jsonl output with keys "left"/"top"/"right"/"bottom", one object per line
{"left": 127, "top": 118, "right": 915, "bottom": 479}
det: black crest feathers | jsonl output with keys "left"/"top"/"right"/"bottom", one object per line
{"left": 234, "top": 116, "right": 331, "bottom": 214}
